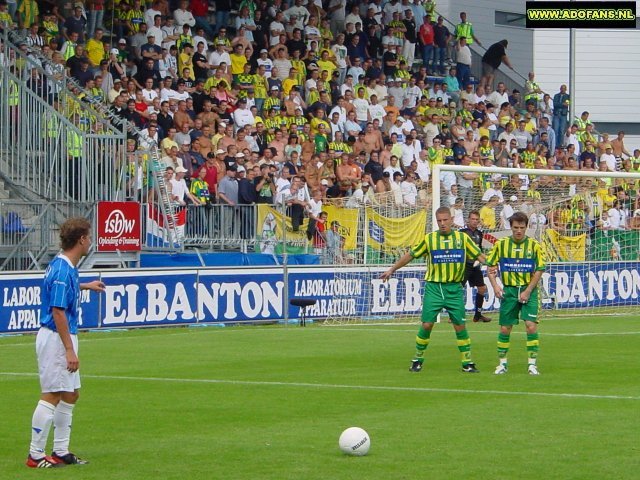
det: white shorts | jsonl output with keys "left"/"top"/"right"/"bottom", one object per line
{"left": 36, "top": 327, "right": 81, "bottom": 393}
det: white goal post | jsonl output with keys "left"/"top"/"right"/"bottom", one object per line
{"left": 325, "top": 165, "right": 640, "bottom": 324}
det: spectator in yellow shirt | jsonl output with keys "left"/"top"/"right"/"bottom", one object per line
{"left": 86, "top": 28, "right": 106, "bottom": 68}
{"left": 178, "top": 44, "right": 195, "bottom": 80}
{"left": 282, "top": 67, "right": 299, "bottom": 96}
{"left": 479, "top": 195, "right": 500, "bottom": 230}
{"left": 229, "top": 43, "right": 247, "bottom": 77}
{"left": 317, "top": 50, "right": 337, "bottom": 79}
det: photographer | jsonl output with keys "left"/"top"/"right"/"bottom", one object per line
{"left": 255, "top": 163, "right": 276, "bottom": 204}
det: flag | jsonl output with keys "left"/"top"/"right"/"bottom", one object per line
{"left": 255, "top": 205, "right": 359, "bottom": 254}
{"left": 146, "top": 204, "right": 186, "bottom": 248}
{"left": 366, "top": 208, "right": 427, "bottom": 254}
{"left": 543, "top": 229, "right": 586, "bottom": 262}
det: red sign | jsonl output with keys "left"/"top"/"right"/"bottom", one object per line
{"left": 96, "top": 202, "right": 141, "bottom": 252}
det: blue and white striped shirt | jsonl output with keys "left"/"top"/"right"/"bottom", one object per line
{"left": 40, "top": 255, "right": 80, "bottom": 334}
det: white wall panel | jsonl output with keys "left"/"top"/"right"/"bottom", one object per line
{"left": 449, "top": 0, "right": 533, "bottom": 76}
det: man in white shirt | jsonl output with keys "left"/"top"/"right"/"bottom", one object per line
{"left": 284, "top": 0, "right": 308, "bottom": 30}
{"left": 232, "top": 99, "right": 255, "bottom": 132}
{"left": 170, "top": 166, "right": 199, "bottom": 205}
{"left": 256, "top": 49, "right": 274, "bottom": 78}
{"left": 600, "top": 144, "right": 618, "bottom": 171}
{"left": 346, "top": 58, "right": 365, "bottom": 84}
{"left": 383, "top": 0, "right": 403, "bottom": 24}
{"left": 486, "top": 82, "right": 509, "bottom": 109}
{"left": 328, "top": 0, "right": 347, "bottom": 33}
{"left": 384, "top": 155, "right": 404, "bottom": 177}
{"left": 145, "top": 2, "right": 162, "bottom": 28}
{"left": 147, "top": 15, "right": 165, "bottom": 46}
{"left": 352, "top": 89, "right": 370, "bottom": 127}
{"left": 161, "top": 18, "right": 179, "bottom": 50}
{"left": 401, "top": 173, "right": 418, "bottom": 206}
{"left": 346, "top": 182, "right": 373, "bottom": 208}
{"left": 423, "top": 114, "right": 441, "bottom": 147}
{"left": 270, "top": 12, "right": 286, "bottom": 47}
{"left": 141, "top": 78, "right": 159, "bottom": 104}
{"left": 389, "top": 116, "right": 409, "bottom": 143}
{"left": 139, "top": 123, "right": 159, "bottom": 150}
{"left": 173, "top": 0, "right": 195, "bottom": 31}
{"left": 481, "top": 179, "right": 505, "bottom": 203}
{"left": 275, "top": 168, "right": 292, "bottom": 204}
{"left": 344, "top": 4, "right": 363, "bottom": 27}
{"left": 160, "top": 78, "right": 180, "bottom": 102}
{"left": 608, "top": 201, "right": 626, "bottom": 230}
{"left": 415, "top": 149, "right": 431, "bottom": 181}
{"left": 500, "top": 196, "right": 518, "bottom": 229}
{"left": 331, "top": 34, "right": 348, "bottom": 84}
{"left": 368, "top": 94, "right": 386, "bottom": 124}
{"left": 340, "top": 75, "right": 356, "bottom": 97}
{"left": 208, "top": 41, "right": 231, "bottom": 68}
{"left": 329, "top": 97, "right": 348, "bottom": 124}
{"left": 404, "top": 77, "right": 422, "bottom": 109}
{"left": 400, "top": 136, "right": 421, "bottom": 168}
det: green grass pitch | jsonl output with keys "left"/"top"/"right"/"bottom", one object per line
{"left": 0, "top": 315, "right": 638, "bottom": 479}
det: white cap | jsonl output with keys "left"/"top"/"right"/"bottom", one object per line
{"left": 175, "top": 166, "right": 188, "bottom": 173}
{"left": 110, "top": 48, "right": 119, "bottom": 55}
{"left": 320, "top": 179, "right": 329, "bottom": 186}
{"left": 235, "top": 152, "right": 245, "bottom": 158}
{"left": 396, "top": 116, "right": 405, "bottom": 122}
{"left": 215, "top": 149, "right": 225, "bottom": 155}
{"left": 510, "top": 195, "right": 518, "bottom": 202}
{"left": 236, "top": 165, "right": 246, "bottom": 173}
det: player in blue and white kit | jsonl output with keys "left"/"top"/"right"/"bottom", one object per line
{"left": 26, "top": 218, "right": 105, "bottom": 469}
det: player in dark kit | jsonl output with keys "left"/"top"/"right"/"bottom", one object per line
{"left": 460, "top": 210, "right": 491, "bottom": 322}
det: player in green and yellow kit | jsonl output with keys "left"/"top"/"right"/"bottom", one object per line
{"left": 486, "top": 211, "right": 546, "bottom": 375}
{"left": 382, "top": 207, "right": 485, "bottom": 373}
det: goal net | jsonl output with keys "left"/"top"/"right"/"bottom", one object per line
{"left": 326, "top": 165, "right": 640, "bottom": 324}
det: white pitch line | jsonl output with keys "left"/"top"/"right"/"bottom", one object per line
{"left": 0, "top": 372, "right": 638, "bottom": 401}
{"left": 327, "top": 328, "right": 640, "bottom": 337}
{"left": 0, "top": 329, "right": 639, "bottom": 348}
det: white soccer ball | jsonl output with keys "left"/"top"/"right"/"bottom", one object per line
{"left": 339, "top": 427, "right": 371, "bottom": 456}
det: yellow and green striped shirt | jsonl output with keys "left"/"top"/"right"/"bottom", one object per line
{"left": 521, "top": 150, "right": 536, "bottom": 169}
{"left": 411, "top": 231, "right": 482, "bottom": 283}
{"left": 486, "top": 236, "right": 545, "bottom": 287}
{"left": 126, "top": 8, "right": 145, "bottom": 32}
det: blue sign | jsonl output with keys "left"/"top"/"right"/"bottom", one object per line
{"left": 1, "top": 262, "right": 640, "bottom": 333}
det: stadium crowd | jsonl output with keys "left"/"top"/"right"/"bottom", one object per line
{"left": 3, "top": 0, "right": 640, "bottom": 237}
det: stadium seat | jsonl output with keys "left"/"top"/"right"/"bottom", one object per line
{"left": 290, "top": 298, "right": 317, "bottom": 327}
{"left": 4, "top": 212, "right": 27, "bottom": 232}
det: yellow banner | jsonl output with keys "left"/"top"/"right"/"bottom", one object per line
{"left": 323, "top": 205, "right": 359, "bottom": 251}
{"left": 543, "top": 230, "right": 586, "bottom": 262}
{"left": 366, "top": 208, "right": 428, "bottom": 253}
{"left": 255, "top": 205, "right": 359, "bottom": 253}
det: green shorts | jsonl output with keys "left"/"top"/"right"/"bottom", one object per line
{"left": 499, "top": 285, "right": 540, "bottom": 326}
{"left": 422, "top": 281, "right": 466, "bottom": 325}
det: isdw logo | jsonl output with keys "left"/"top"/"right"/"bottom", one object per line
{"left": 105, "top": 210, "right": 135, "bottom": 238}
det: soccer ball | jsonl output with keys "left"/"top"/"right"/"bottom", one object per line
{"left": 339, "top": 427, "right": 370, "bottom": 456}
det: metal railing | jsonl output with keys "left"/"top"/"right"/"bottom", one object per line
{"left": 0, "top": 30, "right": 182, "bottom": 268}
{"left": 0, "top": 30, "right": 128, "bottom": 203}
{"left": 0, "top": 201, "right": 94, "bottom": 271}
{"left": 435, "top": 10, "right": 527, "bottom": 95}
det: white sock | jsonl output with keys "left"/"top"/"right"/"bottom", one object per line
{"left": 528, "top": 358, "right": 537, "bottom": 366}
{"left": 29, "top": 400, "right": 56, "bottom": 459}
{"left": 500, "top": 358, "right": 508, "bottom": 365}
{"left": 53, "top": 401, "right": 75, "bottom": 456}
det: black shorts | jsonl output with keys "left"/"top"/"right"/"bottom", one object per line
{"left": 464, "top": 264, "right": 485, "bottom": 288}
